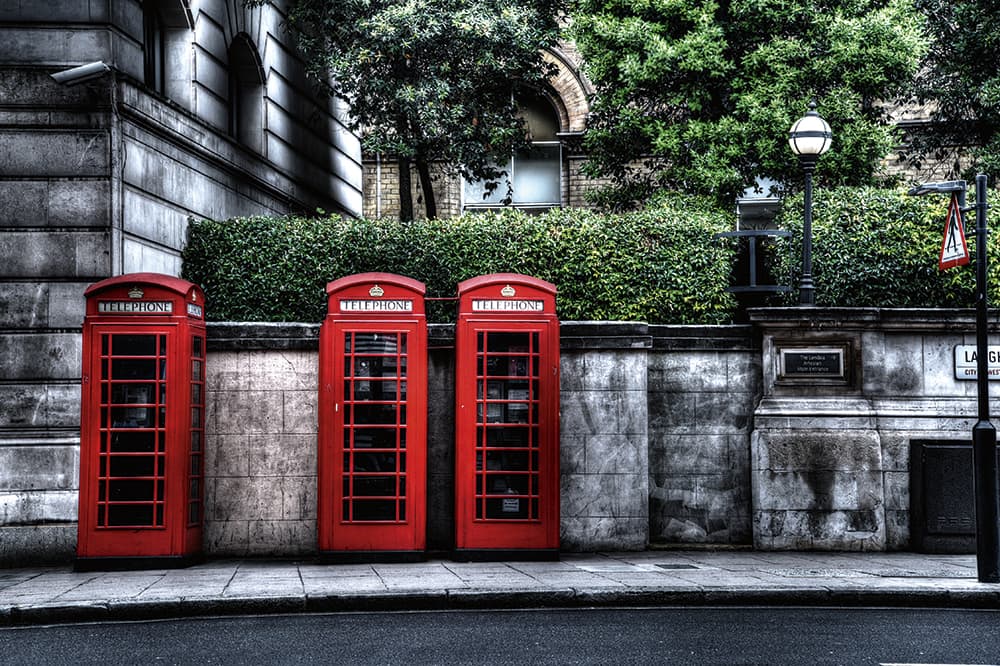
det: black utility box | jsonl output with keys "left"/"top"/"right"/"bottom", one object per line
{"left": 910, "top": 439, "right": 1000, "bottom": 553}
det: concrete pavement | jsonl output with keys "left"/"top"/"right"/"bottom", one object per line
{"left": 2, "top": 550, "right": 999, "bottom": 626}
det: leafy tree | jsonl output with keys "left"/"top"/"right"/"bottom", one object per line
{"left": 253, "top": 0, "right": 564, "bottom": 220}
{"left": 909, "top": 0, "right": 1000, "bottom": 181}
{"left": 569, "top": 0, "right": 927, "bottom": 208}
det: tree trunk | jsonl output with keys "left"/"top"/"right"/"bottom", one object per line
{"left": 416, "top": 157, "right": 437, "bottom": 220}
{"left": 397, "top": 156, "right": 414, "bottom": 222}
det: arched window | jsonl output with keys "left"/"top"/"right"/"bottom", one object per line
{"left": 227, "top": 34, "right": 265, "bottom": 153}
{"left": 464, "top": 91, "right": 563, "bottom": 211}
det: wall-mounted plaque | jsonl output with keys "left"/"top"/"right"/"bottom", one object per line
{"left": 778, "top": 345, "right": 848, "bottom": 381}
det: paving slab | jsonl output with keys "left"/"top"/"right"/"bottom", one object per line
{"left": 1, "top": 551, "right": 998, "bottom": 626}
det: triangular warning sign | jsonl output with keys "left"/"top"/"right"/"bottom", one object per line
{"left": 939, "top": 193, "right": 970, "bottom": 270}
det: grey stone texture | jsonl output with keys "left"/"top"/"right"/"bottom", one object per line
{"left": 749, "top": 308, "right": 991, "bottom": 551}
{"left": 647, "top": 326, "right": 758, "bottom": 546}
{"left": 204, "top": 350, "right": 319, "bottom": 557}
{"left": 5, "top": 308, "right": 1000, "bottom": 562}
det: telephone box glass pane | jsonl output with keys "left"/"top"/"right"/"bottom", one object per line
{"left": 97, "top": 333, "right": 167, "bottom": 529}
{"left": 189, "top": 336, "right": 205, "bottom": 527}
{"left": 341, "top": 331, "right": 408, "bottom": 523}
{"left": 474, "top": 330, "right": 541, "bottom": 521}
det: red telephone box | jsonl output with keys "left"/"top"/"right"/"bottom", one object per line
{"left": 318, "top": 273, "right": 427, "bottom": 559}
{"left": 455, "top": 274, "right": 560, "bottom": 556}
{"left": 76, "top": 273, "right": 205, "bottom": 569}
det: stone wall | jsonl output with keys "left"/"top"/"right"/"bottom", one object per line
{"left": 749, "top": 308, "right": 992, "bottom": 551}
{"left": 648, "top": 326, "right": 759, "bottom": 545}
{"left": 202, "top": 322, "right": 663, "bottom": 556}
{"left": 7, "top": 308, "right": 996, "bottom": 564}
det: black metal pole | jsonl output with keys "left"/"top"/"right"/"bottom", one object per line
{"left": 799, "top": 157, "right": 817, "bottom": 306}
{"left": 972, "top": 173, "right": 1000, "bottom": 583}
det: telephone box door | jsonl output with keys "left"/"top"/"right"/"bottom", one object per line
{"left": 77, "top": 273, "right": 205, "bottom": 568}
{"left": 455, "top": 274, "right": 559, "bottom": 555}
{"left": 319, "top": 274, "right": 427, "bottom": 557}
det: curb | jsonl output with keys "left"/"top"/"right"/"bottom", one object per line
{"left": 4, "top": 587, "right": 1000, "bottom": 627}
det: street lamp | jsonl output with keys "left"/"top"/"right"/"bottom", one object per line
{"left": 788, "top": 102, "right": 832, "bottom": 306}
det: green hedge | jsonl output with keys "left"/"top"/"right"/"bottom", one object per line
{"left": 181, "top": 204, "right": 739, "bottom": 324}
{"left": 773, "top": 187, "right": 999, "bottom": 308}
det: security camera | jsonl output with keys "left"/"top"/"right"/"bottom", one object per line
{"left": 50, "top": 61, "right": 111, "bottom": 86}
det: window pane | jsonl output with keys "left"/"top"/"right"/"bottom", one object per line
{"left": 465, "top": 160, "right": 513, "bottom": 205}
{"left": 513, "top": 144, "right": 560, "bottom": 205}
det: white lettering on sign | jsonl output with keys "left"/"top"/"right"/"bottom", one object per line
{"left": 339, "top": 299, "right": 413, "bottom": 312}
{"left": 471, "top": 299, "right": 544, "bottom": 312}
{"left": 98, "top": 300, "right": 173, "bottom": 314}
{"left": 954, "top": 345, "right": 1000, "bottom": 380}
{"left": 187, "top": 303, "right": 203, "bottom": 318}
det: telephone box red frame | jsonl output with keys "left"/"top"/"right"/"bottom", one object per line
{"left": 454, "top": 274, "right": 560, "bottom": 557}
{"left": 77, "top": 273, "right": 206, "bottom": 570}
{"left": 318, "top": 273, "right": 427, "bottom": 560}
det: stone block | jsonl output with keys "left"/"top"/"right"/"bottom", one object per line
{"left": 203, "top": 519, "right": 250, "bottom": 555}
{"left": 0, "top": 382, "right": 81, "bottom": 433}
{"left": 207, "top": 476, "right": 284, "bottom": 522}
{"left": 0, "top": 129, "right": 110, "bottom": 177}
{"left": 206, "top": 352, "right": 251, "bottom": 391}
{"left": 0, "top": 332, "right": 81, "bottom": 382}
{"left": 0, "top": 524, "right": 76, "bottom": 566}
{"left": 885, "top": 509, "right": 910, "bottom": 550}
{"left": 247, "top": 350, "right": 318, "bottom": 391}
{"left": 752, "top": 430, "right": 883, "bottom": 471}
{"left": 247, "top": 519, "right": 315, "bottom": 556}
{"left": 883, "top": 470, "right": 909, "bottom": 511}
{"left": 48, "top": 282, "right": 88, "bottom": 328}
{"left": 0, "top": 231, "right": 109, "bottom": 278}
{"left": 205, "top": 434, "right": 250, "bottom": 477}
{"left": 282, "top": 390, "right": 318, "bottom": 434}
{"left": 648, "top": 351, "right": 729, "bottom": 393}
{"left": 559, "top": 434, "right": 587, "bottom": 475}
{"left": 0, "top": 180, "right": 46, "bottom": 226}
{"left": 560, "top": 516, "right": 647, "bottom": 551}
{"left": 648, "top": 393, "right": 696, "bottom": 433}
{"left": 650, "top": 434, "right": 739, "bottom": 476}
{"left": 280, "top": 476, "right": 317, "bottom": 521}
{"left": 123, "top": 187, "right": 188, "bottom": 250}
{"left": 649, "top": 472, "right": 750, "bottom": 525}
{"left": 0, "top": 282, "right": 50, "bottom": 327}
{"left": 0, "top": 489, "right": 78, "bottom": 523}
{"left": 584, "top": 434, "right": 646, "bottom": 475}
{"left": 923, "top": 335, "right": 961, "bottom": 397}
{"left": 557, "top": 353, "right": 587, "bottom": 391}
{"left": 577, "top": 351, "right": 647, "bottom": 392}
{"left": 753, "top": 509, "right": 885, "bottom": 551}
{"left": 122, "top": 236, "right": 181, "bottom": 275}
{"left": 248, "top": 434, "right": 316, "bottom": 477}
{"left": 560, "top": 473, "right": 647, "bottom": 519}
{"left": 208, "top": 390, "right": 283, "bottom": 435}
{"left": 886, "top": 336, "right": 925, "bottom": 393}
{"left": 560, "top": 389, "right": 647, "bottom": 437}
{"left": 752, "top": 470, "right": 884, "bottom": 511}
{"left": 49, "top": 180, "right": 110, "bottom": 228}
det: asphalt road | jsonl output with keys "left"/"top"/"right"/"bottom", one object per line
{"left": 2, "top": 606, "right": 999, "bottom": 665}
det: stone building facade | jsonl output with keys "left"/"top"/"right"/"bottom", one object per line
{"left": 0, "top": 0, "right": 363, "bottom": 558}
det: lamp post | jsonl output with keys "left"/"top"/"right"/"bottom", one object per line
{"left": 788, "top": 102, "right": 832, "bottom": 306}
